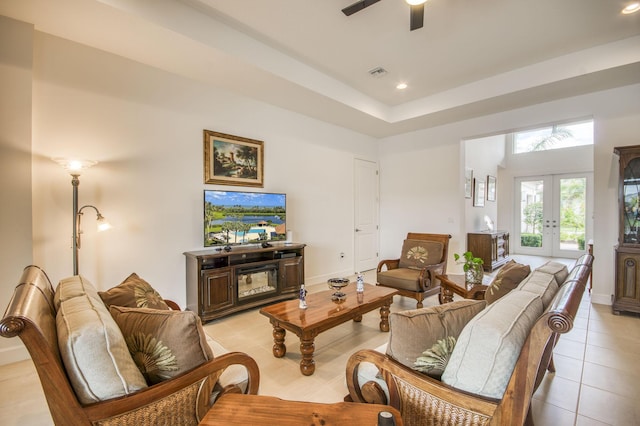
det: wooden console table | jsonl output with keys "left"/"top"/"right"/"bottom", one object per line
{"left": 467, "top": 231, "right": 510, "bottom": 272}
{"left": 259, "top": 284, "right": 397, "bottom": 376}
{"left": 184, "top": 243, "right": 305, "bottom": 322}
{"left": 199, "top": 394, "right": 403, "bottom": 425}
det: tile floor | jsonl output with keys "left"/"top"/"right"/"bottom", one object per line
{"left": 1, "top": 255, "right": 639, "bottom": 425}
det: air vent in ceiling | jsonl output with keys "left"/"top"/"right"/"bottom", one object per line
{"left": 368, "top": 67, "right": 388, "bottom": 78}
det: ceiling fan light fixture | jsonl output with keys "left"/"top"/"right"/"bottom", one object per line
{"left": 406, "top": 0, "right": 427, "bottom": 5}
{"left": 622, "top": 2, "right": 640, "bottom": 14}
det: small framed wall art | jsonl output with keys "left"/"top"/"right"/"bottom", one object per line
{"left": 464, "top": 168, "right": 473, "bottom": 199}
{"left": 487, "top": 175, "right": 497, "bottom": 201}
{"left": 474, "top": 178, "right": 485, "bottom": 207}
{"left": 204, "top": 130, "right": 264, "bottom": 187}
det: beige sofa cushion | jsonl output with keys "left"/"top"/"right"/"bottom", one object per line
{"left": 99, "top": 273, "right": 170, "bottom": 310}
{"left": 441, "top": 290, "right": 543, "bottom": 399}
{"left": 516, "top": 270, "right": 558, "bottom": 309}
{"left": 485, "top": 261, "right": 531, "bottom": 304}
{"left": 398, "top": 239, "right": 444, "bottom": 269}
{"left": 386, "top": 300, "right": 486, "bottom": 375}
{"left": 206, "top": 335, "right": 249, "bottom": 396}
{"left": 377, "top": 268, "right": 424, "bottom": 291}
{"left": 54, "top": 275, "right": 103, "bottom": 309}
{"left": 110, "top": 306, "right": 214, "bottom": 384}
{"left": 55, "top": 276, "right": 148, "bottom": 404}
{"left": 536, "top": 261, "right": 569, "bottom": 284}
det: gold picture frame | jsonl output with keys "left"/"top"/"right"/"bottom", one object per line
{"left": 204, "top": 130, "right": 264, "bottom": 187}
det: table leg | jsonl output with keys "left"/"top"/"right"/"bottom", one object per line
{"left": 299, "top": 338, "right": 316, "bottom": 376}
{"left": 272, "top": 325, "right": 286, "bottom": 358}
{"left": 440, "top": 286, "right": 454, "bottom": 304}
{"left": 379, "top": 302, "right": 391, "bottom": 332}
{"left": 353, "top": 314, "right": 363, "bottom": 322}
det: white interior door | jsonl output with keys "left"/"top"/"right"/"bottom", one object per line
{"left": 514, "top": 173, "right": 592, "bottom": 258}
{"left": 354, "top": 159, "right": 379, "bottom": 272}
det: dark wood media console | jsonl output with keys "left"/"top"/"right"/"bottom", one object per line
{"left": 184, "top": 243, "right": 305, "bottom": 322}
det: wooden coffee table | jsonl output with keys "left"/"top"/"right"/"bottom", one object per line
{"left": 199, "top": 394, "right": 404, "bottom": 425}
{"left": 437, "top": 273, "right": 490, "bottom": 304}
{"left": 259, "top": 284, "right": 397, "bottom": 376}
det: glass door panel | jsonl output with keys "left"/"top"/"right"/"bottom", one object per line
{"left": 516, "top": 177, "right": 551, "bottom": 255}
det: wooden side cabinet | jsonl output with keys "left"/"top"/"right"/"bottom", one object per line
{"left": 614, "top": 145, "right": 640, "bottom": 315}
{"left": 467, "top": 231, "right": 510, "bottom": 272}
{"left": 613, "top": 247, "right": 640, "bottom": 315}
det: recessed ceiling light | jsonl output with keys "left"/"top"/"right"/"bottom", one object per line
{"left": 406, "top": 0, "right": 427, "bottom": 5}
{"left": 622, "top": 2, "right": 640, "bottom": 14}
{"left": 396, "top": 83, "right": 408, "bottom": 90}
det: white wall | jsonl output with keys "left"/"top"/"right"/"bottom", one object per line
{"left": 0, "top": 16, "right": 33, "bottom": 363}
{"left": 464, "top": 134, "right": 504, "bottom": 233}
{"left": 28, "top": 32, "right": 378, "bottom": 303}
{"left": 378, "top": 84, "right": 640, "bottom": 298}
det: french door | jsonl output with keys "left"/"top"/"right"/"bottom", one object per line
{"left": 514, "top": 173, "right": 592, "bottom": 258}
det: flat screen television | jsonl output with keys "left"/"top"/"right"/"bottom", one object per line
{"left": 204, "top": 190, "right": 286, "bottom": 247}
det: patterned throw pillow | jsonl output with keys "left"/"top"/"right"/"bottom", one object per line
{"left": 398, "top": 239, "right": 444, "bottom": 269}
{"left": 99, "top": 273, "right": 170, "bottom": 310}
{"left": 109, "top": 306, "right": 214, "bottom": 385}
{"left": 485, "top": 261, "right": 531, "bottom": 304}
{"left": 414, "top": 336, "right": 457, "bottom": 379}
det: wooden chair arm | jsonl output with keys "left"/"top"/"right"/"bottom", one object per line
{"left": 83, "top": 351, "right": 260, "bottom": 424}
{"left": 377, "top": 258, "right": 400, "bottom": 272}
{"left": 346, "top": 349, "right": 498, "bottom": 425}
{"left": 418, "top": 262, "right": 446, "bottom": 291}
{"left": 164, "top": 299, "right": 181, "bottom": 310}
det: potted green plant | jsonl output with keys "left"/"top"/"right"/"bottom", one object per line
{"left": 454, "top": 251, "right": 484, "bottom": 285}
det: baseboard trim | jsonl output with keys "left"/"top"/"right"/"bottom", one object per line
{"left": 0, "top": 344, "right": 29, "bottom": 366}
{"left": 590, "top": 292, "right": 612, "bottom": 306}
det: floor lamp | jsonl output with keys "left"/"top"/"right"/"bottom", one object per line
{"left": 53, "top": 158, "right": 111, "bottom": 275}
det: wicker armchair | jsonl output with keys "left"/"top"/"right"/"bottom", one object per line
{"left": 0, "top": 266, "right": 260, "bottom": 426}
{"left": 348, "top": 255, "right": 593, "bottom": 426}
{"left": 377, "top": 233, "right": 451, "bottom": 308}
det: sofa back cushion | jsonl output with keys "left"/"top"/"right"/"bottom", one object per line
{"left": 110, "top": 306, "right": 214, "bottom": 385}
{"left": 386, "top": 300, "right": 486, "bottom": 375}
{"left": 516, "top": 270, "right": 559, "bottom": 309}
{"left": 55, "top": 276, "right": 148, "bottom": 404}
{"left": 485, "top": 261, "right": 531, "bottom": 304}
{"left": 441, "top": 290, "right": 543, "bottom": 399}
{"left": 398, "top": 239, "right": 444, "bottom": 269}
{"left": 536, "top": 261, "right": 569, "bottom": 284}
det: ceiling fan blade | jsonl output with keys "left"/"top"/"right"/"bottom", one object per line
{"left": 342, "top": 0, "right": 382, "bottom": 16}
{"left": 410, "top": 3, "right": 424, "bottom": 30}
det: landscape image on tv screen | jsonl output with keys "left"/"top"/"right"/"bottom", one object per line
{"left": 204, "top": 190, "right": 286, "bottom": 247}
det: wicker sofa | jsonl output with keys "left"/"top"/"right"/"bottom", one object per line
{"left": 346, "top": 254, "right": 593, "bottom": 426}
{"left": 0, "top": 265, "right": 260, "bottom": 426}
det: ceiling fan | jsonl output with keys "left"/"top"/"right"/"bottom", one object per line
{"left": 341, "top": 0, "right": 426, "bottom": 31}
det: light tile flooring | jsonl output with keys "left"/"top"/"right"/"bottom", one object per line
{"left": 1, "top": 255, "right": 639, "bottom": 425}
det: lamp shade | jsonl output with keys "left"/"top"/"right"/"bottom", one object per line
{"left": 52, "top": 158, "right": 98, "bottom": 175}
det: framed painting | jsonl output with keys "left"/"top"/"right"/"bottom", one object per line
{"left": 487, "top": 175, "right": 497, "bottom": 201}
{"left": 474, "top": 178, "right": 485, "bottom": 207}
{"left": 464, "top": 168, "right": 473, "bottom": 198}
{"left": 204, "top": 130, "right": 264, "bottom": 187}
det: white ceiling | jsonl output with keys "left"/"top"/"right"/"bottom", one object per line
{"left": 2, "top": 0, "right": 640, "bottom": 137}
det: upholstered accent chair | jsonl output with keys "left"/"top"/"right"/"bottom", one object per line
{"left": 377, "top": 233, "right": 451, "bottom": 308}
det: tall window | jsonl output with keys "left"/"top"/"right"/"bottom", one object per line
{"left": 513, "top": 120, "right": 593, "bottom": 154}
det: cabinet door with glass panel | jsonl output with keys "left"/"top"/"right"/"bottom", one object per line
{"left": 616, "top": 145, "right": 640, "bottom": 247}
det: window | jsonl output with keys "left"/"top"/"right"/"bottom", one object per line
{"left": 513, "top": 120, "right": 593, "bottom": 154}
